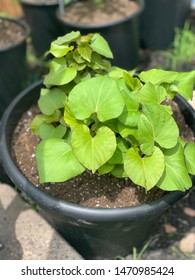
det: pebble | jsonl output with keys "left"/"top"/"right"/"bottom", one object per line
{"left": 179, "top": 233, "right": 195, "bottom": 253}
{"left": 183, "top": 207, "right": 195, "bottom": 217}
{"left": 163, "top": 224, "right": 177, "bottom": 234}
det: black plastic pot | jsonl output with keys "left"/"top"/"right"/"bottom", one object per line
{"left": 0, "top": 17, "right": 29, "bottom": 118}
{"left": 19, "top": 0, "right": 63, "bottom": 57}
{"left": 57, "top": 0, "right": 144, "bottom": 70}
{"left": 0, "top": 80, "right": 195, "bottom": 259}
{"left": 140, "top": 0, "right": 191, "bottom": 50}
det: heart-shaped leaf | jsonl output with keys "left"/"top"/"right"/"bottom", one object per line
{"left": 71, "top": 125, "right": 116, "bottom": 172}
{"left": 44, "top": 58, "right": 77, "bottom": 86}
{"left": 124, "top": 147, "right": 165, "bottom": 190}
{"left": 68, "top": 76, "right": 125, "bottom": 122}
{"left": 136, "top": 83, "right": 167, "bottom": 104}
{"left": 138, "top": 104, "right": 179, "bottom": 155}
{"left": 139, "top": 69, "right": 178, "bottom": 85}
{"left": 36, "top": 139, "right": 85, "bottom": 183}
{"left": 157, "top": 144, "right": 192, "bottom": 191}
{"left": 38, "top": 88, "right": 66, "bottom": 115}
{"left": 39, "top": 123, "right": 66, "bottom": 140}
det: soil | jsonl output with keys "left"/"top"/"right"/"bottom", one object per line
{"left": 61, "top": 0, "right": 140, "bottom": 25}
{"left": 11, "top": 100, "right": 194, "bottom": 209}
{"left": 0, "top": 18, "right": 26, "bottom": 49}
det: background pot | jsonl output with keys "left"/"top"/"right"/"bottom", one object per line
{"left": 0, "top": 17, "right": 29, "bottom": 118}
{"left": 19, "top": 0, "right": 63, "bottom": 57}
{"left": 140, "top": 0, "right": 191, "bottom": 50}
{"left": 0, "top": 81, "right": 195, "bottom": 259}
{"left": 57, "top": 0, "right": 144, "bottom": 70}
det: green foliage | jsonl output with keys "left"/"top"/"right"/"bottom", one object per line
{"left": 159, "top": 22, "right": 195, "bottom": 71}
{"left": 92, "top": 0, "right": 105, "bottom": 8}
{"left": 170, "top": 22, "right": 195, "bottom": 70}
{"left": 31, "top": 31, "right": 195, "bottom": 192}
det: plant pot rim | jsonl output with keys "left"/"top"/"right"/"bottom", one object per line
{"left": 19, "top": 0, "right": 59, "bottom": 7}
{"left": 0, "top": 80, "right": 194, "bottom": 222}
{"left": 57, "top": 0, "right": 145, "bottom": 29}
{"left": 0, "top": 16, "right": 30, "bottom": 52}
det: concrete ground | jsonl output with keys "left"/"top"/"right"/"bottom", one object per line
{"left": 0, "top": 183, "right": 83, "bottom": 260}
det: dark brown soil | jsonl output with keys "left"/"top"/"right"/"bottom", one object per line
{"left": 61, "top": 0, "right": 140, "bottom": 25}
{"left": 0, "top": 18, "right": 26, "bottom": 48}
{"left": 11, "top": 100, "right": 194, "bottom": 209}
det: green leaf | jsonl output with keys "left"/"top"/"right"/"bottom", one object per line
{"left": 53, "top": 31, "right": 80, "bottom": 45}
{"left": 90, "top": 52, "right": 111, "bottom": 70}
{"left": 71, "top": 125, "right": 116, "bottom": 172}
{"left": 138, "top": 114, "right": 155, "bottom": 155}
{"left": 39, "top": 123, "right": 66, "bottom": 140}
{"left": 123, "top": 72, "right": 142, "bottom": 91}
{"left": 98, "top": 163, "right": 114, "bottom": 175}
{"left": 138, "top": 104, "right": 179, "bottom": 155}
{"left": 139, "top": 69, "right": 178, "bottom": 85}
{"left": 50, "top": 43, "right": 73, "bottom": 58}
{"left": 176, "top": 71, "right": 195, "bottom": 100}
{"left": 184, "top": 142, "right": 195, "bottom": 174}
{"left": 90, "top": 33, "right": 113, "bottom": 58}
{"left": 108, "top": 67, "right": 126, "bottom": 80}
{"left": 124, "top": 147, "right": 165, "bottom": 190}
{"left": 38, "top": 88, "right": 66, "bottom": 115}
{"left": 36, "top": 139, "right": 85, "bottom": 183}
{"left": 73, "top": 49, "right": 86, "bottom": 64}
{"left": 118, "top": 89, "right": 140, "bottom": 126}
{"left": 136, "top": 83, "right": 167, "bottom": 104}
{"left": 157, "top": 144, "right": 192, "bottom": 191}
{"left": 118, "top": 122, "right": 138, "bottom": 139}
{"left": 108, "top": 138, "right": 129, "bottom": 164}
{"left": 111, "top": 164, "right": 127, "bottom": 178}
{"left": 68, "top": 76, "right": 125, "bottom": 122}
{"left": 30, "top": 115, "right": 44, "bottom": 135}
{"left": 64, "top": 102, "right": 83, "bottom": 127}
{"left": 43, "top": 110, "right": 62, "bottom": 123}
{"left": 78, "top": 43, "right": 92, "bottom": 62}
{"left": 44, "top": 58, "right": 77, "bottom": 86}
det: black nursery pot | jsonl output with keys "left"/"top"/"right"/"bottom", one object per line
{"left": 0, "top": 17, "right": 29, "bottom": 118}
{"left": 57, "top": 0, "right": 144, "bottom": 70}
{"left": 19, "top": 0, "right": 63, "bottom": 57}
{"left": 0, "top": 81, "right": 195, "bottom": 259}
{"left": 140, "top": 0, "right": 191, "bottom": 50}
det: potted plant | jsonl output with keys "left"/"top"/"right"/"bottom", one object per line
{"left": 140, "top": 0, "right": 191, "bottom": 50}
{"left": 0, "top": 16, "right": 29, "bottom": 117}
{"left": 0, "top": 31, "right": 195, "bottom": 259}
{"left": 57, "top": 0, "right": 144, "bottom": 70}
{"left": 18, "top": 0, "right": 64, "bottom": 57}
